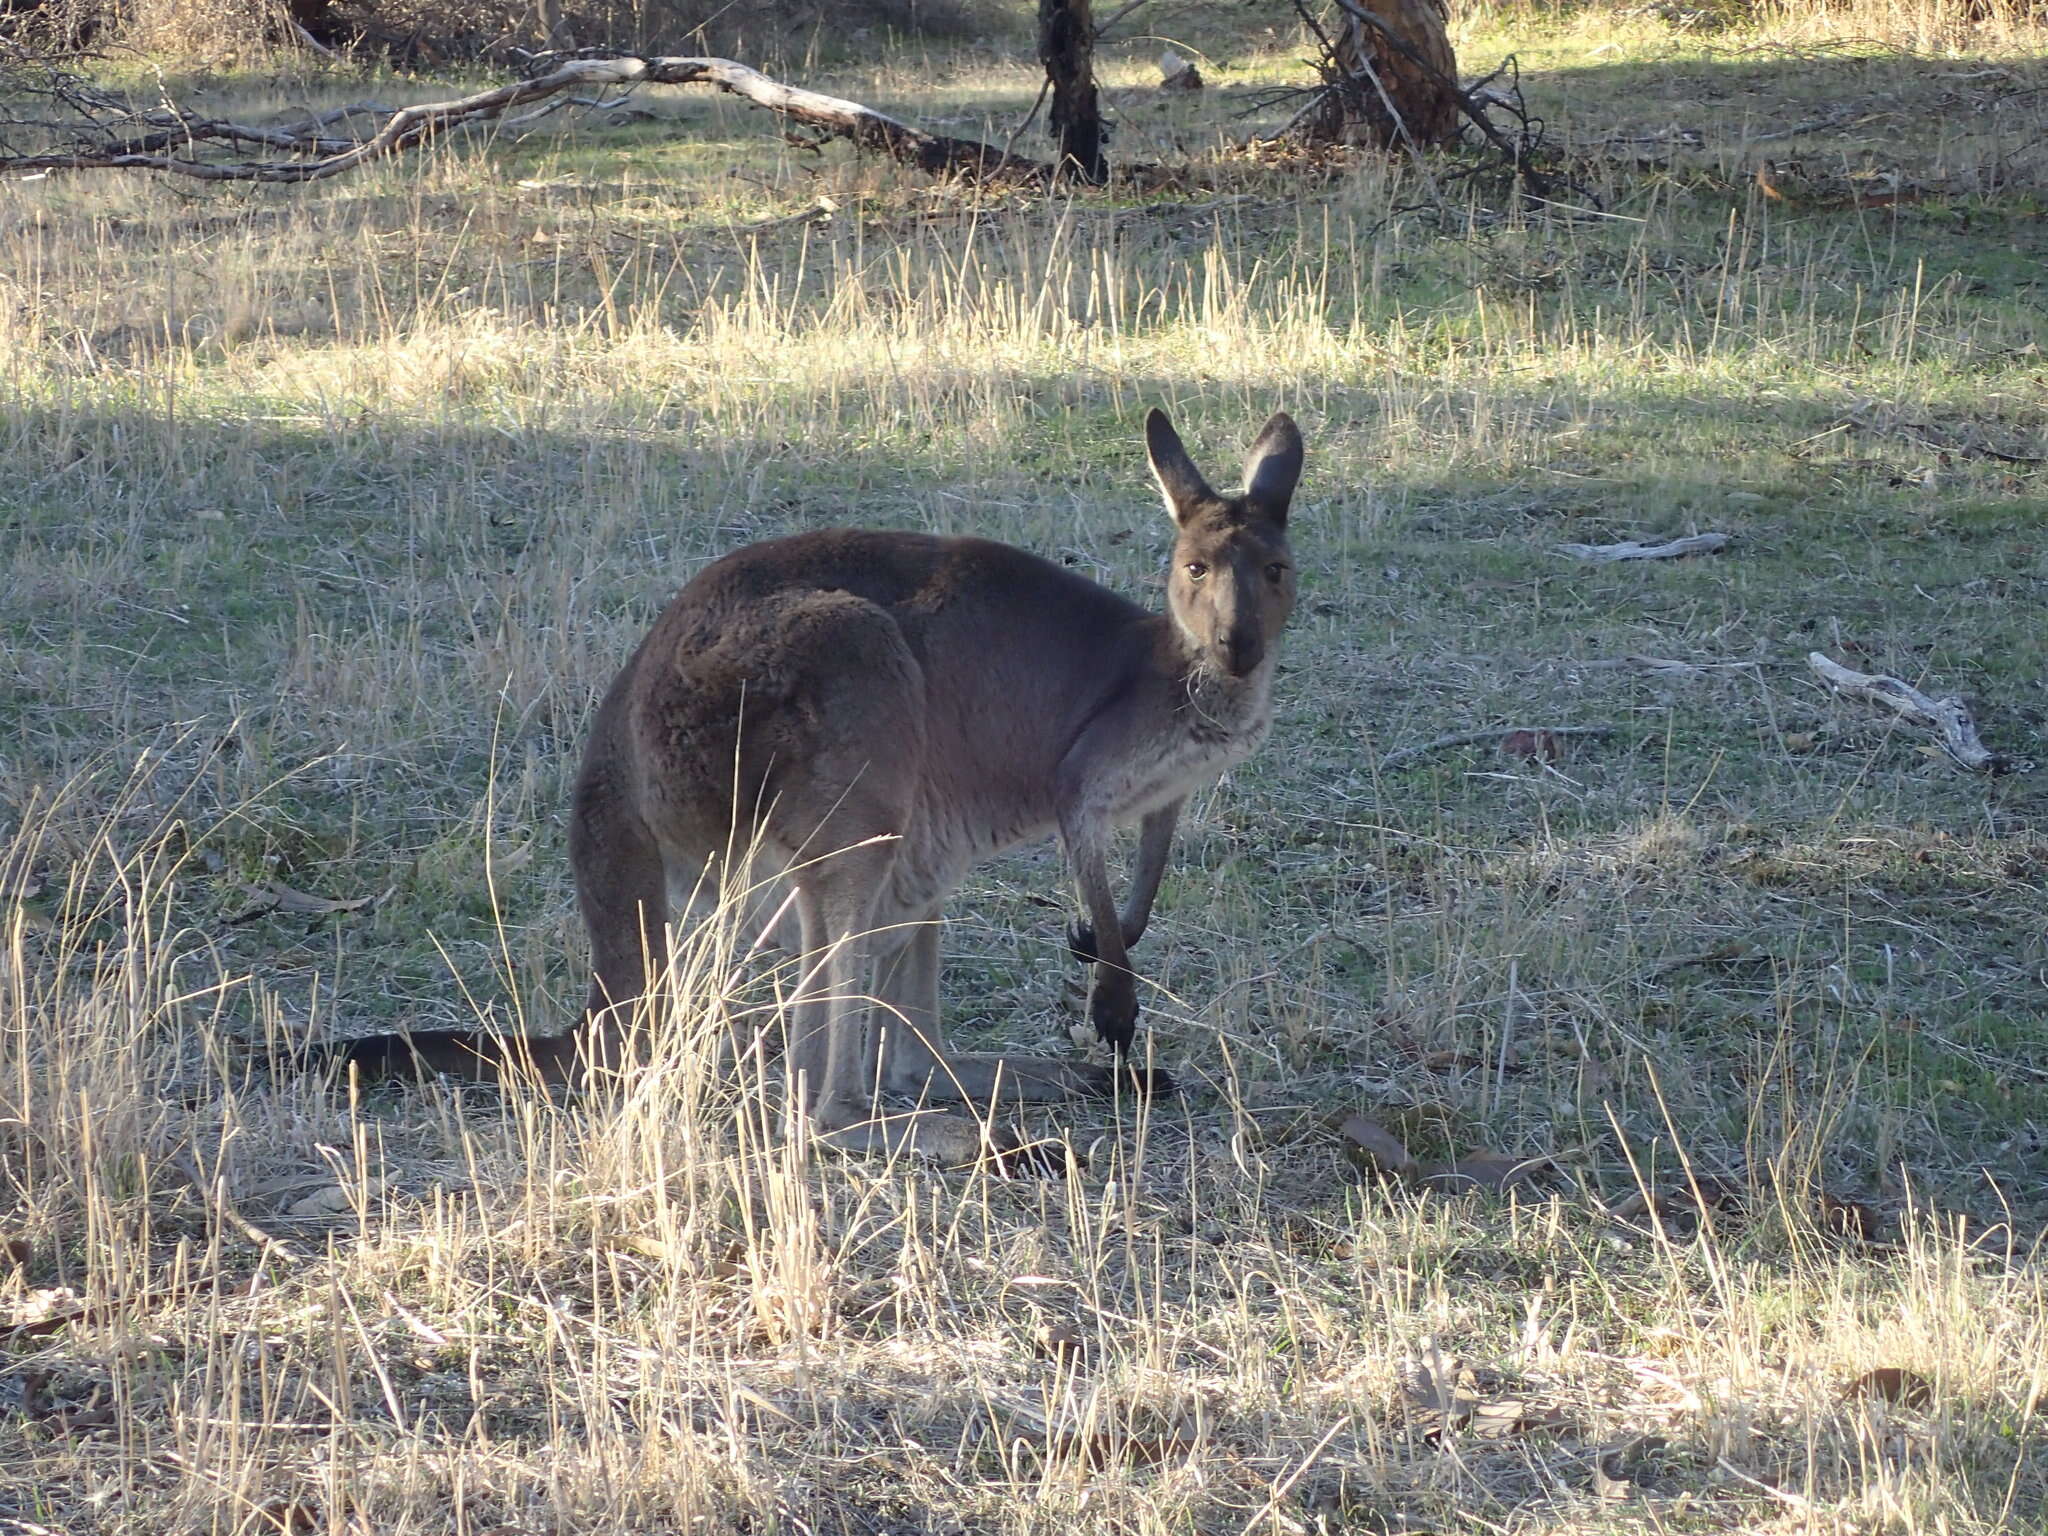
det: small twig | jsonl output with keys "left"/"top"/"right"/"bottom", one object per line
{"left": 1554, "top": 532, "right": 1732, "bottom": 562}
{"left": 996, "top": 72, "right": 1052, "bottom": 169}
{"left": 288, "top": 20, "right": 343, "bottom": 62}
{"left": 1715, "top": 1457, "right": 1814, "bottom": 1510}
{"left": 1807, "top": 652, "right": 2022, "bottom": 774}
{"left": 1349, "top": 40, "right": 1442, "bottom": 203}
{"left": 1751, "top": 111, "right": 1857, "bottom": 143}
{"left": 1092, "top": 0, "right": 1151, "bottom": 40}
{"left": 1378, "top": 724, "right": 1617, "bottom": 773}
{"left": 1570, "top": 654, "right": 1761, "bottom": 677}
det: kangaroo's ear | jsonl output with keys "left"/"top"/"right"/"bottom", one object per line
{"left": 1146, "top": 408, "right": 1212, "bottom": 526}
{"left": 1242, "top": 412, "right": 1303, "bottom": 525}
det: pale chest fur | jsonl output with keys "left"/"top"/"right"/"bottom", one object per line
{"left": 1110, "top": 665, "right": 1276, "bottom": 822}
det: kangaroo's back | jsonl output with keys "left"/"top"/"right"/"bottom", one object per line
{"left": 608, "top": 529, "right": 1160, "bottom": 844}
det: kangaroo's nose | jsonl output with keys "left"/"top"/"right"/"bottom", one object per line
{"left": 1222, "top": 630, "right": 1263, "bottom": 677}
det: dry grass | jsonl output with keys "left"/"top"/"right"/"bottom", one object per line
{"left": 3, "top": 3, "right": 2048, "bottom": 1532}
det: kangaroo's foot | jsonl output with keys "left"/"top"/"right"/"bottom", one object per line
{"left": 888, "top": 1051, "right": 1175, "bottom": 1105}
{"left": 812, "top": 1106, "right": 1073, "bottom": 1176}
{"left": 327, "top": 1029, "right": 582, "bottom": 1087}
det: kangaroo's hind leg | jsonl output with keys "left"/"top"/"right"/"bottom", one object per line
{"left": 869, "top": 913, "right": 1151, "bottom": 1107}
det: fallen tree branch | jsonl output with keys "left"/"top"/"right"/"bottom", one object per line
{"left": 1, "top": 54, "right": 1055, "bottom": 185}
{"left": 1378, "top": 724, "right": 1617, "bottom": 773}
{"left": 1555, "top": 533, "right": 1732, "bottom": 563}
{"left": 1806, "top": 652, "right": 2021, "bottom": 773}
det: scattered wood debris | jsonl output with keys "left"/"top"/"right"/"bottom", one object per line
{"left": 1806, "top": 652, "right": 2021, "bottom": 773}
{"left": 1402, "top": 1344, "right": 1573, "bottom": 1443}
{"left": 1378, "top": 724, "right": 1617, "bottom": 773}
{"left": 1555, "top": 532, "right": 1732, "bottom": 562}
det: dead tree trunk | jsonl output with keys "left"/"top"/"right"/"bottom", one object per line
{"left": 1037, "top": 0, "right": 1106, "bottom": 184}
{"left": 1299, "top": 0, "right": 1459, "bottom": 150}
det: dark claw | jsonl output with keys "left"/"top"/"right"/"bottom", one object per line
{"left": 1088, "top": 984, "right": 1139, "bottom": 1054}
{"left": 1123, "top": 1064, "right": 1176, "bottom": 1097}
{"left": 316, "top": 1030, "right": 522, "bottom": 1084}
{"left": 1079, "top": 1063, "right": 1177, "bottom": 1099}
{"left": 987, "top": 1131, "right": 1080, "bottom": 1179}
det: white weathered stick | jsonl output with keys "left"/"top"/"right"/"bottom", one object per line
{"left": 1554, "top": 533, "right": 1732, "bottom": 563}
{"left": 1806, "top": 652, "right": 2013, "bottom": 773}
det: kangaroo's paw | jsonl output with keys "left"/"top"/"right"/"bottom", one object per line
{"left": 1072, "top": 1062, "right": 1178, "bottom": 1099}
{"left": 323, "top": 1030, "right": 579, "bottom": 1087}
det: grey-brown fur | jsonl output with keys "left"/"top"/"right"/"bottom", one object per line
{"left": 350, "top": 409, "right": 1304, "bottom": 1163}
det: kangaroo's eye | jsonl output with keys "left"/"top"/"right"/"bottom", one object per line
{"left": 1265, "top": 562, "right": 1288, "bottom": 583}
{"left": 1184, "top": 562, "right": 1209, "bottom": 580}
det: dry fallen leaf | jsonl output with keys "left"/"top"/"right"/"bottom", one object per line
{"left": 283, "top": 1181, "right": 381, "bottom": 1219}
{"left": 1500, "top": 728, "right": 1562, "bottom": 761}
{"left": 251, "top": 1498, "right": 321, "bottom": 1534}
{"left": 1416, "top": 1150, "right": 1550, "bottom": 1194}
{"left": 1608, "top": 1174, "right": 1747, "bottom": 1230}
{"left": 1050, "top": 1428, "right": 1199, "bottom": 1467}
{"left": 1819, "top": 1193, "right": 1882, "bottom": 1243}
{"left": 228, "top": 881, "right": 386, "bottom": 925}
{"left": 1847, "top": 1367, "right": 1933, "bottom": 1408}
{"left": 1034, "top": 1320, "right": 1092, "bottom": 1367}
{"left": 1402, "top": 1349, "right": 1569, "bottom": 1443}
{"left": 1593, "top": 1434, "right": 1668, "bottom": 1499}
{"left": 1332, "top": 1113, "right": 1417, "bottom": 1178}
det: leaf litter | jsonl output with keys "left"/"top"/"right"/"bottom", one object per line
{"left": 1331, "top": 1113, "right": 1552, "bottom": 1195}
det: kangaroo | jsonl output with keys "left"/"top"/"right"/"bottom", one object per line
{"left": 346, "top": 409, "right": 1303, "bottom": 1163}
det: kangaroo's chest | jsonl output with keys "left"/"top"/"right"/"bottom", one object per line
{"left": 1110, "top": 682, "right": 1273, "bottom": 822}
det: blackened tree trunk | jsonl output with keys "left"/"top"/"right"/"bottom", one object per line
{"left": 1305, "top": 0, "right": 1459, "bottom": 150}
{"left": 1037, "top": 0, "right": 1106, "bottom": 184}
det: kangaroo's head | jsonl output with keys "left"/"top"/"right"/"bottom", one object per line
{"left": 1148, "top": 408, "right": 1304, "bottom": 680}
